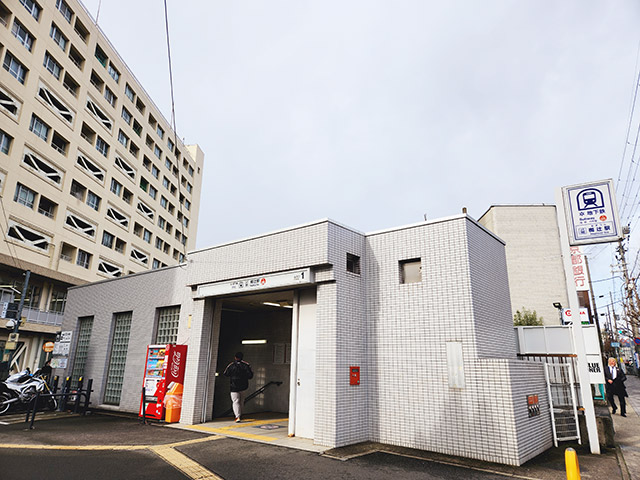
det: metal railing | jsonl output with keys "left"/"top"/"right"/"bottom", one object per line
{"left": 22, "top": 306, "right": 64, "bottom": 326}
{"left": 218, "top": 381, "right": 283, "bottom": 418}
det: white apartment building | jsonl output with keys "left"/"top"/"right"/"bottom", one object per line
{"left": 0, "top": 0, "right": 204, "bottom": 372}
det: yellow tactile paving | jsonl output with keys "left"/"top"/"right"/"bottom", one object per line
{"left": 0, "top": 433, "right": 222, "bottom": 451}
{"left": 183, "top": 418, "right": 288, "bottom": 442}
{"left": 151, "top": 445, "right": 223, "bottom": 480}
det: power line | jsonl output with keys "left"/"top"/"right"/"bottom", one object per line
{"left": 163, "top": 0, "right": 188, "bottom": 265}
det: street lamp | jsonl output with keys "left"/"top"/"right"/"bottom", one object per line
{"left": 553, "top": 302, "right": 563, "bottom": 324}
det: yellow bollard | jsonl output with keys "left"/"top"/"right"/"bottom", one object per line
{"left": 565, "top": 447, "right": 581, "bottom": 480}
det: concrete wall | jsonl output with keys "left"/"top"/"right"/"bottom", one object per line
{"left": 478, "top": 206, "right": 568, "bottom": 325}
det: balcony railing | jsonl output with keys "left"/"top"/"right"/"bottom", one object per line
{"left": 23, "top": 306, "right": 64, "bottom": 326}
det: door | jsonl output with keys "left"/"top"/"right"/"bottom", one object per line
{"left": 294, "top": 289, "right": 316, "bottom": 439}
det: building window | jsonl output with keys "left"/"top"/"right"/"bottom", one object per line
{"left": 110, "top": 178, "right": 122, "bottom": 196}
{"left": 86, "top": 191, "right": 101, "bottom": 211}
{"left": 95, "top": 45, "right": 108, "bottom": 67}
{"left": 156, "top": 306, "right": 180, "bottom": 344}
{"left": 104, "top": 311, "right": 132, "bottom": 405}
{"left": 76, "top": 249, "right": 91, "bottom": 269}
{"left": 188, "top": 165, "right": 194, "bottom": 177}
{"left": 154, "top": 145, "right": 162, "bottom": 159}
{"left": 346, "top": 253, "right": 361, "bottom": 275}
{"left": 151, "top": 165, "right": 159, "bottom": 179}
{"left": 125, "top": 83, "right": 135, "bottom": 102}
{"left": 167, "top": 138, "right": 174, "bottom": 152}
{"left": 117, "top": 130, "right": 129, "bottom": 148}
{"left": 38, "top": 196, "right": 57, "bottom": 218}
{"left": 50, "top": 23, "right": 68, "bottom": 51}
{"left": 158, "top": 217, "right": 166, "bottom": 229}
{"left": 104, "top": 87, "right": 116, "bottom": 107}
{"left": 96, "top": 136, "right": 109, "bottom": 157}
{"left": 149, "top": 185, "right": 157, "bottom": 200}
{"left": 102, "top": 230, "right": 115, "bottom": 248}
{"left": 12, "top": 20, "right": 34, "bottom": 52}
{"left": 49, "top": 288, "right": 67, "bottom": 313}
{"left": 152, "top": 259, "right": 160, "bottom": 269}
{"left": 121, "top": 107, "right": 132, "bottom": 125}
{"left": 43, "top": 52, "right": 62, "bottom": 79}
{"left": 0, "top": 130, "right": 13, "bottom": 155}
{"left": 400, "top": 258, "right": 422, "bottom": 284}
{"left": 165, "top": 158, "right": 172, "bottom": 170}
{"left": 186, "top": 183, "right": 192, "bottom": 194}
{"left": 20, "top": 0, "right": 41, "bottom": 20}
{"left": 56, "top": 0, "right": 73, "bottom": 23}
{"left": 3, "top": 52, "right": 28, "bottom": 84}
{"left": 160, "top": 196, "right": 167, "bottom": 209}
{"left": 70, "top": 316, "right": 93, "bottom": 389}
{"left": 29, "top": 115, "right": 50, "bottom": 141}
{"left": 107, "top": 63, "right": 120, "bottom": 83}
{"left": 143, "top": 229, "right": 151, "bottom": 243}
{"left": 156, "top": 126, "right": 164, "bottom": 139}
{"left": 14, "top": 183, "right": 36, "bottom": 209}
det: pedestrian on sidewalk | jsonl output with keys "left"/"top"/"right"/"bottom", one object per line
{"left": 604, "top": 357, "right": 628, "bottom": 417}
{"left": 223, "top": 352, "right": 254, "bottom": 423}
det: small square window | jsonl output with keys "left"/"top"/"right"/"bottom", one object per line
{"left": 346, "top": 253, "right": 360, "bottom": 275}
{"left": 400, "top": 258, "right": 421, "bottom": 284}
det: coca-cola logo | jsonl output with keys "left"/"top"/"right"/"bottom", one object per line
{"left": 171, "top": 351, "right": 181, "bottom": 378}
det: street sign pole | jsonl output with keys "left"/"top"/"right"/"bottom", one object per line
{"left": 555, "top": 188, "right": 601, "bottom": 455}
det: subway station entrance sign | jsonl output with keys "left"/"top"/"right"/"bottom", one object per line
{"left": 561, "top": 179, "right": 622, "bottom": 246}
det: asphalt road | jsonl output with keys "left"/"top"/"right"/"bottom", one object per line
{"left": 0, "top": 438, "right": 514, "bottom": 480}
{"left": 0, "top": 412, "right": 515, "bottom": 480}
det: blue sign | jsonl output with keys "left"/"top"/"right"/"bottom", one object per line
{"left": 562, "top": 179, "right": 622, "bottom": 246}
{"left": 611, "top": 342, "right": 620, "bottom": 347}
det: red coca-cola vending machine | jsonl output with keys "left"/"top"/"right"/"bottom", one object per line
{"left": 139, "top": 344, "right": 187, "bottom": 421}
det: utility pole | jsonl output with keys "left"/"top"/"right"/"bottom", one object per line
{"left": 6, "top": 270, "right": 30, "bottom": 371}
{"left": 585, "top": 257, "right": 605, "bottom": 353}
{"left": 616, "top": 237, "right": 639, "bottom": 353}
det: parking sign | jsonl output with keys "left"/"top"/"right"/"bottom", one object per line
{"left": 561, "top": 179, "right": 622, "bottom": 246}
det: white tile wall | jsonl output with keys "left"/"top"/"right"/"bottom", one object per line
{"left": 59, "top": 216, "right": 552, "bottom": 465}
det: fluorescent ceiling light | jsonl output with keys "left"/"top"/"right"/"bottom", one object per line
{"left": 263, "top": 301, "right": 293, "bottom": 308}
{"left": 242, "top": 339, "right": 267, "bottom": 345}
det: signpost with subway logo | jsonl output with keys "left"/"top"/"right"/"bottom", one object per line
{"left": 561, "top": 179, "right": 623, "bottom": 246}
{"left": 555, "top": 178, "right": 623, "bottom": 455}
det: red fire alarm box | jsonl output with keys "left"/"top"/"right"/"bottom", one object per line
{"left": 350, "top": 366, "right": 360, "bottom": 385}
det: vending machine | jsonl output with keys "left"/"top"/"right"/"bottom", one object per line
{"left": 139, "top": 344, "right": 187, "bottom": 421}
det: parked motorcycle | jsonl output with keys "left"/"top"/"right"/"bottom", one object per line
{"left": 0, "top": 368, "right": 57, "bottom": 415}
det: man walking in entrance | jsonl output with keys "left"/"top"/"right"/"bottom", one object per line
{"left": 223, "top": 352, "right": 254, "bottom": 422}
{"left": 605, "top": 357, "right": 628, "bottom": 417}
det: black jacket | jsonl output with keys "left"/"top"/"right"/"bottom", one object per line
{"left": 604, "top": 365, "right": 628, "bottom": 397}
{"left": 223, "top": 360, "right": 254, "bottom": 392}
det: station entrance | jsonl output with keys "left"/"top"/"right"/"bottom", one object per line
{"left": 209, "top": 288, "right": 316, "bottom": 439}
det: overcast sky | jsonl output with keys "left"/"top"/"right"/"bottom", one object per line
{"left": 80, "top": 0, "right": 640, "bottom": 306}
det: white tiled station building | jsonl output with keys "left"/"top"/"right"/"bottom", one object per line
{"left": 59, "top": 214, "right": 553, "bottom": 466}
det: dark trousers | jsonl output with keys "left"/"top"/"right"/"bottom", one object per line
{"left": 607, "top": 390, "right": 626, "bottom": 414}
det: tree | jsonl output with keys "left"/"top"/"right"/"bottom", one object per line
{"left": 514, "top": 307, "right": 543, "bottom": 326}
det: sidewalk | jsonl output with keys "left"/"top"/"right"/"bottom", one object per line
{"left": 612, "top": 374, "right": 640, "bottom": 480}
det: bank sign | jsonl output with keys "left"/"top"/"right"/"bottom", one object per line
{"left": 195, "top": 268, "right": 313, "bottom": 298}
{"left": 561, "top": 179, "right": 622, "bottom": 246}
